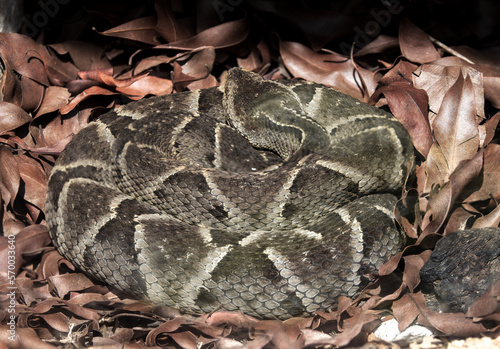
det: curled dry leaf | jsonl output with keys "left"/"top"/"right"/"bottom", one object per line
{"left": 0, "top": 33, "right": 76, "bottom": 87}
{"left": 0, "top": 146, "right": 20, "bottom": 208}
{"left": 432, "top": 73, "right": 479, "bottom": 179}
{"left": 77, "top": 68, "right": 144, "bottom": 89}
{"left": 38, "top": 249, "right": 74, "bottom": 281}
{"left": 15, "top": 276, "right": 53, "bottom": 307}
{"left": 402, "top": 251, "right": 432, "bottom": 293}
{"left": 132, "top": 54, "right": 179, "bottom": 76}
{"left": 59, "top": 86, "right": 118, "bottom": 115}
{"left": 48, "top": 41, "right": 112, "bottom": 71}
{"left": 34, "top": 86, "right": 71, "bottom": 118}
{"left": 0, "top": 102, "right": 31, "bottom": 135}
{"left": 116, "top": 75, "right": 173, "bottom": 99}
{"left": 171, "top": 47, "right": 216, "bottom": 91}
{"left": 466, "top": 280, "right": 500, "bottom": 318}
{"left": 280, "top": 40, "right": 377, "bottom": 100}
{"left": 161, "top": 17, "right": 249, "bottom": 50}
{"left": 464, "top": 143, "right": 500, "bottom": 203}
{"left": 482, "top": 111, "right": 500, "bottom": 147}
{"left": 354, "top": 35, "right": 399, "bottom": 57}
{"left": 0, "top": 33, "right": 49, "bottom": 86}
{"left": 472, "top": 205, "right": 500, "bottom": 229}
{"left": 333, "top": 309, "right": 380, "bottom": 348}
{"left": 445, "top": 207, "right": 474, "bottom": 234}
{"left": 0, "top": 224, "right": 50, "bottom": 283}
{"left": 99, "top": 16, "right": 162, "bottom": 46}
{"left": 18, "top": 154, "right": 49, "bottom": 214}
{"left": 0, "top": 325, "right": 57, "bottom": 349}
{"left": 371, "top": 81, "right": 432, "bottom": 158}
{"left": 377, "top": 60, "right": 419, "bottom": 86}
{"left": 253, "top": 320, "right": 304, "bottom": 349}
{"left": 416, "top": 303, "right": 490, "bottom": 337}
{"left": 393, "top": 293, "right": 422, "bottom": 332}
{"left": 422, "top": 150, "right": 483, "bottom": 237}
{"left": 413, "top": 62, "right": 485, "bottom": 120}
{"left": 155, "top": 0, "right": 193, "bottom": 43}
{"left": 0, "top": 57, "right": 23, "bottom": 108}
{"left": 48, "top": 273, "right": 97, "bottom": 299}
{"left": 237, "top": 40, "right": 271, "bottom": 73}
{"left": 394, "top": 293, "right": 490, "bottom": 337}
{"left": 398, "top": 18, "right": 441, "bottom": 64}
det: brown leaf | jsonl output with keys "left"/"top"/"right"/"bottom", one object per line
{"left": 0, "top": 33, "right": 76, "bottom": 86}
{"left": 34, "top": 86, "right": 71, "bottom": 118}
{"left": 171, "top": 47, "right": 216, "bottom": 91}
{"left": 0, "top": 146, "right": 20, "bottom": 208}
{"left": 116, "top": 76, "right": 173, "bottom": 99}
{"left": 203, "top": 311, "right": 259, "bottom": 328}
{"left": 377, "top": 60, "right": 419, "bottom": 85}
{"left": 393, "top": 294, "right": 421, "bottom": 331}
{"left": 66, "top": 293, "right": 111, "bottom": 306}
{"left": 38, "top": 312, "right": 71, "bottom": 332}
{"left": 422, "top": 142, "right": 449, "bottom": 194}
{"left": 59, "top": 86, "right": 118, "bottom": 115}
{"left": 433, "top": 73, "right": 479, "bottom": 179}
{"left": 0, "top": 58, "right": 23, "bottom": 108}
{"left": 18, "top": 155, "right": 48, "bottom": 213}
{"left": 161, "top": 18, "right": 249, "bottom": 50}
{"left": 466, "top": 280, "right": 500, "bottom": 318}
{"left": 48, "top": 273, "right": 97, "bottom": 298}
{"left": 402, "top": 293, "right": 486, "bottom": 336}
{"left": 416, "top": 302, "right": 489, "bottom": 336}
{"left": 445, "top": 207, "right": 474, "bottom": 234}
{"left": 253, "top": 320, "right": 304, "bottom": 349}
{"left": 484, "top": 75, "right": 500, "bottom": 108}
{"left": 99, "top": 16, "right": 162, "bottom": 45}
{"left": 413, "top": 63, "right": 485, "bottom": 119}
{"left": 399, "top": 18, "right": 440, "bottom": 64}
{"left": 169, "top": 331, "right": 199, "bottom": 349}
{"left": 0, "top": 102, "right": 31, "bottom": 135}
{"left": 15, "top": 276, "right": 53, "bottom": 307}
{"left": 0, "top": 225, "right": 50, "bottom": 283}
{"left": 472, "top": 204, "right": 500, "bottom": 228}
{"left": 77, "top": 68, "right": 142, "bottom": 89}
{"left": 354, "top": 35, "right": 399, "bottom": 57}
{"left": 49, "top": 41, "right": 112, "bottom": 71}
{"left": 0, "top": 325, "right": 57, "bottom": 349}
{"left": 280, "top": 41, "right": 377, "bottom": 100}
{"left": 155, "top": 1, "right": 192, "bottom": 43}
{"left": 421, "top": 150, "right": 483, "bottom": 237}
{"left": 237, "top": 40, "right": 271, "bottom": 73}
{"left": 333, "top": 309, "right": 379, "bottom": 347}
{"left": 36, "top": 111, "right": 90, "bottom": 149}
{"left": 19, "top": 76, "right": 45, "bottom": 113}
{"left": 481, "top": 111, "right": 500, "bottom": 147}
{"left": 132, "top": 54, "right": 179, "bottom": 76}
{"left": 371, "top": 82, "right": 432, "bottom": 157}
{"left": 463, "top": 143, "right": 500, "bottom": 203}
{"left": 402, "top": 250, "right": 432, "bottom": 292}
{"left": 0, "top": 33, "right": 49, "bottom": 86}
{"left": 301, "top": 329, "right": 335, "bottom": 347}
{"left": 38, "top": 249, "right": 74, "bottom": 281}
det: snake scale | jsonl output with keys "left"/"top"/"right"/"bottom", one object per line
{"left": 45, "top": 68, "right": 414, "bottom": 319}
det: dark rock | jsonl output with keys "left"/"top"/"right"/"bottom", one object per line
{"left": 420, "top": 228, "right": 500, "bottom": 313}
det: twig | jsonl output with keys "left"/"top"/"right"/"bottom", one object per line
{"left": 429, "top": 35, "right": 475, "bottom": 64}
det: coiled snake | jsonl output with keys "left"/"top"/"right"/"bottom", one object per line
{"left": 46, "top": 68, "right": 413, "bottom": 319}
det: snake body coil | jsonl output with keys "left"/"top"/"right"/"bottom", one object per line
{"left": 46, "top": 68, "right": 413, "bottom": 319}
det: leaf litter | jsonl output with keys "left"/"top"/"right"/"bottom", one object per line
{"left": 0, "top": 1, "right": 499, "bottom": 348}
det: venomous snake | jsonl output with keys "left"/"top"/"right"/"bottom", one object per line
{"left": 45, "top": 68, "right": 414, "bottom": 319}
